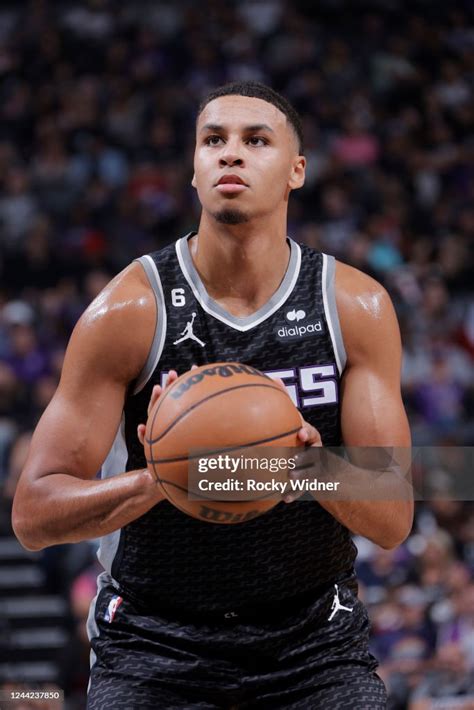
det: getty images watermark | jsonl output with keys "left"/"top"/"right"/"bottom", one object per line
{"left": 196, "top": 453, "right": 340, "bottom": 496}
{"left": 188, "top": 447, "right": 474, "bottom": 502}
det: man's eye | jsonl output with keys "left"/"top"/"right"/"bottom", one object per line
{"left": 205, "top": 135, "right": 223, "bottom": 146}
{"left": 247, "top": 136, "right": 267, "bottom": 146}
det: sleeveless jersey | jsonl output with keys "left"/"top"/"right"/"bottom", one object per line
{"left": 98, "top": 234, "right": 357, "bottom": 612}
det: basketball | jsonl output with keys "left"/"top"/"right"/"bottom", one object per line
{"left": 144, "top": 362, "right": 303, "bottom": 524}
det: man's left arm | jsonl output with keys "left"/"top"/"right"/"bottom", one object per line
{"left": 297, "top": 262, "right": 414, "bottom": 549}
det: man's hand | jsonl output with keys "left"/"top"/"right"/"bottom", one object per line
{"left": 273, "top": 376, "right": 323, "bottom": 445}
{"left": 137, "top": 370, "right": 178, "bottom": 447}
{"left": 284, "top": 418, "right": 322, "bottom": 503}
{"left": 297, "top": 420, "right": 322, "bottom": 447}
{"left": 271, "top": 377, "right": 323, "bottom": 503}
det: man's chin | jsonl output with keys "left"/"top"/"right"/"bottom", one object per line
{"left": 212, "top": 208, "right": 250, "bottom": 225}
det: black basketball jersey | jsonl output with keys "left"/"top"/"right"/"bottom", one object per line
{"left": 98, "top": 234, "right": 357, "bottom": 612}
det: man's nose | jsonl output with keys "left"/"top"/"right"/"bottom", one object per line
{"left": 219, "top": 141, "right": 244, "bottom": 167}
{"left": 219, "top": 153, "right": 243, "bottom": 167}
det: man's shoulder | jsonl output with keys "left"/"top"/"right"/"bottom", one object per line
{"left": 85, "top": 260, "right": 155, "bottom": 321}
{"left": 334, "top": 260, "right": 392, "bottom": 314}
{"left": 70, "top": 261, "right": 157, "bottom": 383}
{"left": 334, "top": 260, "right": 399, "bottom": 360}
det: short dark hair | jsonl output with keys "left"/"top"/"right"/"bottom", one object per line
{"left": 197, "top": 81, "right": 304, "bottom": 154}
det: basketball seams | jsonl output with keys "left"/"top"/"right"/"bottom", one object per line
{"left": 146, "top": 425, "right": 301, "bottom": 464}
{"left": 145, "top": 382, "right": 293, "bottom": 446}
{"left": 145, "top": 362, "right": 273, "bottom": 439}
{"left": 144, "top": 368, "right": 288, "bottom": 481}
{"left": 144, "top": 363, "right": 302, "bottom": 523}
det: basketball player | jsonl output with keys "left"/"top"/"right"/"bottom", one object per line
{"left": 12, "top": 82, "right": 413, "bottom": 709}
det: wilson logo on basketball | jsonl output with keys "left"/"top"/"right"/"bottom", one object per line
{"left": 169, "top": 363, "right": 264, "bottom": 400}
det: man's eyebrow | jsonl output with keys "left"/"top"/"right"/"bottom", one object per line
{"left": 243, "top": 124, "right": 275, "bottom": 134}
{"left": 200, "top": 123, "right": 224, "bottom": 133}
{"left": 200, "top": 123, "right": 275, "bottom": 134}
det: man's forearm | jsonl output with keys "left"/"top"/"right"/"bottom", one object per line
{"left": 12, "top": 469, "right": 165, "bottom": 551}
{"left": 294, "top": 448, "right": 414, "bottom": 549}
{"left": 318, "top": 496, "right": 413, "bottom": 549}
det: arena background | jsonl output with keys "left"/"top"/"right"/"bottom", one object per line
{"left": 0, "top": 1, "right": 472, "bottom": 708}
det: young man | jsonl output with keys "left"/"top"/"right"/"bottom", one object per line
{"left": 13, "top": 82, "right": 412, "bottom": 709}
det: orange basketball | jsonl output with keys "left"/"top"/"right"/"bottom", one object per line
{"left": 144, "top": 362, "right": 303, "bottom": 524}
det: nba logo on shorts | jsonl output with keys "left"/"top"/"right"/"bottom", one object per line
{"left": 104, "top": 595, "right": 123, "bottom": 623}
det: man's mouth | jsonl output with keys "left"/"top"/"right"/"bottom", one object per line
{"left": 215, "top": 175, "right": 248, "bottom": 194}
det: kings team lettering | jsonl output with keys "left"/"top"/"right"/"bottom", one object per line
{"left": 162, "top": 364, "right": 338, "bottom": 408}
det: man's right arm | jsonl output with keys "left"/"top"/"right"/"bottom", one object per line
{"left": 12, "top": 262, "right": 166, "bottom": 551}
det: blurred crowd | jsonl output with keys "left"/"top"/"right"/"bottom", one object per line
{"left": 0, "top": 0, "right": 472, "bottom": 708}
{"left": 356, "top": 495, "right": 474, "bottom": 709}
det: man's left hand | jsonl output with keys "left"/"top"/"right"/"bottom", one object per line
{"left": 283, "top": 419, "right": 322, "bottom": 503}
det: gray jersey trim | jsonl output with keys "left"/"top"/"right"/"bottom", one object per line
{"left": 97, "top": 417, "right": 128, "bottom": 574}
{"left": 176, "top": 235, "right": 301, "bottom": 332}
{"left": 133, "top": 255, "right": 167, "bottom": 394}
{"left": 322, "top": 253, "right": 347, "bottom": 375}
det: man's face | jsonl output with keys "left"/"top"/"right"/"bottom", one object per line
{"left": 193, "top": 96, "right": 305, "bottom": 225}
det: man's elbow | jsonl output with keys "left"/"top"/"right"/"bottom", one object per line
{"left": 376, "top": 513, "right": 414, "bottom": 550}
{"left": 11, "top": 498, "right": 47, "bottom": 552}
{"left": 12, "top": 519, "right": 43, "bottom": 552}
{"left": 377, "top": 531, "right": 409, "bottom": 551}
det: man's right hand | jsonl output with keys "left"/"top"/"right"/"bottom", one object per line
{"left": 137, "top": 370, "right": 178, "bottom": 448}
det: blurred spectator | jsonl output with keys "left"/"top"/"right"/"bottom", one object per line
{"left": 409, "top": 642, "right": 474, "bottom": 709}
{"left": 2, "top": 430, "right": 32, "bottom": 502}
{"left": 0, "top": 168, "right": 38, "bottom": 251}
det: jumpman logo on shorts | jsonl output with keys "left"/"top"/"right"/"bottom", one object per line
{"left": 328, "top": 584, "right": 353, "bottom": 621}
{"left": 173, "top": 312, "right": 205, "bottom": 347}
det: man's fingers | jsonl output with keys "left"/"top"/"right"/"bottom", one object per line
{"left": 141, "top": 370, "right": 181, "bottom": 445}
{"left": 166, "top": 369, "right": 178, "bottom": 385}
{"left": 298, "top": 419, "right": 322, "bottom": 446}
{"left": 145, "top": 370, "right": 179, "bottom": 420}
{"left": 147, "top": 384, "right": 162, "bottom": 416}
{"left": 147, "top": 370, "right": 179, "bottom": 414}
{"left": 273, "top": 382, "right": 321, "bottom": 448}
{"left": 137, "top": 423, "right": 146, "bottom": 446}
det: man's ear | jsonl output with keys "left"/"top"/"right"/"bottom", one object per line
{"left": 191, "top": 173, "right": 197, "bottom": 188}
{"left": 289, "top": 155, "right": 306, "bottom": 190}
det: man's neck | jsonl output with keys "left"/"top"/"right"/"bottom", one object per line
{"left": 191, "top": 214, "right": 291, "bottom": 317}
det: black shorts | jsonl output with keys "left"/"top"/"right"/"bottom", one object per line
{"left": 87, "top": 575, "right": 386, "bottom": 709}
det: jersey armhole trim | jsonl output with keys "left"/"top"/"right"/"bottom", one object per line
{"left": 132, "top": 255, "right": 167, "bottom": 394}
{"left": 322, "top": 253, "right": 347, "bottom": 376}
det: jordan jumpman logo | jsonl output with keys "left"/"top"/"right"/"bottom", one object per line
{"left": 173, "top": 312, "right": 205, "bottom": 347}
{"left": 328, "top": 584, "right": 353, "bottom": 621}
